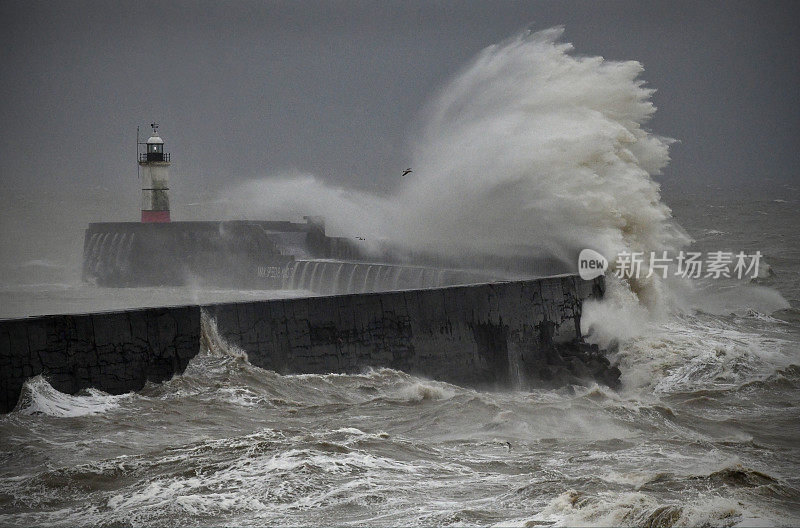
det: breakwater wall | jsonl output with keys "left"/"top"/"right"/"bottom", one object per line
{"left": 0, "top": 307, "right": 200, "bottom": 413}
{"left": 1, "top": 275, "right": 604, "bottom": 413}
{"left": 280, "top": 260, "right": 499, "bottom": 294}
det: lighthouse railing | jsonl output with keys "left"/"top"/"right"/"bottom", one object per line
{"left": 139, "top": 152, "right": 170, "bottom": 163}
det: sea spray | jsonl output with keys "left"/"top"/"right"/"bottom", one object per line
{"left": 398, "top": 27, "right": 687, "bottom": 266}
{"left": 226, "top": 28, "right": 688, "bottom": 313}
{"left": 223, "top": 28, "right": 790, "bottom": 351}
{"left": 233, "top": 28, "right": 688, "bottom": 258}
{"left": 200, "top": 309, "right": 249, "bottom": 361}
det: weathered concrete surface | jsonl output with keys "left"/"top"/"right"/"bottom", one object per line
{"left": 203, "top": 275, "right": 606, "bottom": 388}
{"left": 0, "top": 307, "right": 200, "bottom": 413}
{"left": 0, "top": 275, "right": 607, "bottom": 413}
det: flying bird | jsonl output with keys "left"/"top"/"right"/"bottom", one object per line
{"left": 402, "top": 168, "right": 412, "bottom": 177}
{"left": 356, "top": 236, "right": 366, "bottom": 241}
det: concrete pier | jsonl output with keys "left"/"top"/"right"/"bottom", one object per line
{"left": 0, "top": 275, "right": 606, "bottom": 413}
{"left": 0, "top": 306, "right": 200, "bottom": 413}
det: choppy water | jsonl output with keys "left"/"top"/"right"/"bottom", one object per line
{"left": 1, "top": 196, "right": 799, "bottom": 527}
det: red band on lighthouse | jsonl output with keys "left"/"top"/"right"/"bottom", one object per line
{"left": 141, "top": 210, "right": 171, "bottom": 223}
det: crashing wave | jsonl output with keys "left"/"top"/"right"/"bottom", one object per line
{"left": 14, "top": 376, "right": 122, "bottom": 417}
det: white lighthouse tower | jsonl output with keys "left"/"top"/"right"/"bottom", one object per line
{"left": 138, "top": 123, "right": 171, "bottom": 222}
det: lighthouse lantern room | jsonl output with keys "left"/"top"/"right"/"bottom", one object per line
{"left": 138, "top": 123, "right": 171, "bottom": 222}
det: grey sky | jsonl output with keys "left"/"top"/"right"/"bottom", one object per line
{"left": 0, "top": 0, "right": 798, "bottom": 224}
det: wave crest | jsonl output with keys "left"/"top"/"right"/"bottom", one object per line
{"left": 14, "top": 376, "right": 122, "bottom": 417}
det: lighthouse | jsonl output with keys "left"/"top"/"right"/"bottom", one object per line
{"left": 139, "top": 123, "right": 171, "bottom": 222}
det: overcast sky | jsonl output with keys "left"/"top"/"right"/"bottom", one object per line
{"left": 1, "top": 0, "right": 798, "bottom": 217}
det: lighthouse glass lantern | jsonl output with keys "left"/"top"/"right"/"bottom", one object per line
{"left": 147, "top": 141, "right": 164, "bottom": 161}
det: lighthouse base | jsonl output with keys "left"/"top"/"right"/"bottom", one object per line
{"left": 141, "top": 210, "right": 170, "bottom": 223}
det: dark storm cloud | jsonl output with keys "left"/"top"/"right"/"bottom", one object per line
{"left": 0, "top": 0, "right": 798, "bottom": 205}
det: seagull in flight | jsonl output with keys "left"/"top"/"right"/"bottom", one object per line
{"left": 402, "top": 168, "right": 412, "bottom": 177}
{"left": 356, "top": 236, "right": 366, "bottom": 241}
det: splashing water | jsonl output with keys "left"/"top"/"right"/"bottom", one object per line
{"left": 398, "top": 27, "right": 687, "bottom": 265}
{"left": 227, "top": 27, "right": 690, "bottom": 315}
{"left": 14, "top": 376, "right": 124, "bottom": 417}
{"left": 200, "top": 309, "right": 249, "bottom": 362}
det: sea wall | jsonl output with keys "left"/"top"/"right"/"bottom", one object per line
{"left": 0, "top": 307, "right": 200, "bottom": 413}
{"left": 0, "top": 275, "right": 604, "bottom": 413}
{"left": 204, "top": 274, "right": 603, "bottom": 387}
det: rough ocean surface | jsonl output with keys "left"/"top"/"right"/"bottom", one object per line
{"left": 1, "top": 196, "right": 799, "bottom": 527}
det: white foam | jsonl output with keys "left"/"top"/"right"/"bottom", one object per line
{"left": 395, "top": 381, "right": 455, "bottom": 402}
{"left": 504, "top": 488, "right": 782, "bottom": 527}
{"left": 604, "top": 311, "right": 796, "bottom": 393}
{"left": 15, "top": 376, "right": 122, "bottom": 417}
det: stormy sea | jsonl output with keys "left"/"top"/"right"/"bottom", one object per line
{"left": 1, "top": 29, "right": 799, "bottom": 526}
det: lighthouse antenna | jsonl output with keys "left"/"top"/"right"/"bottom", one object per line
{"left": 136, "top": 126, "right": 140, "bottom": 180}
